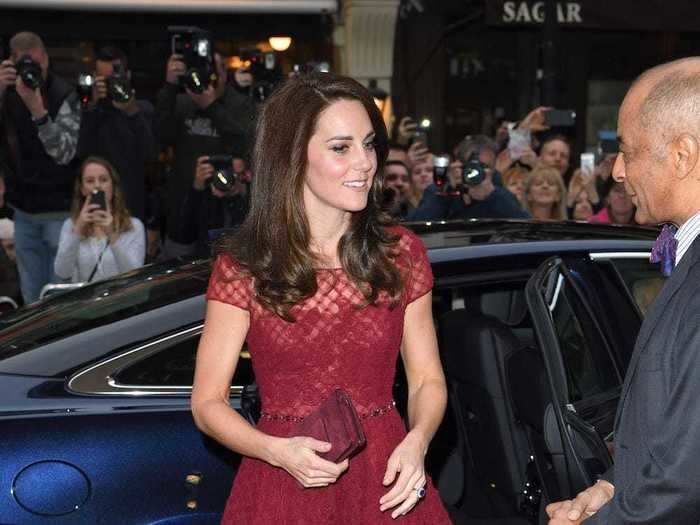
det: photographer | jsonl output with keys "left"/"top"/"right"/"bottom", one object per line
{"left": 409, "top": 137, "right": 529, "bottom": 221}
{"left": 168, "top": 155, "right": 249, "bottom": 256}
{"left": 0, "top": 32, "right": 81, "bottom": 302}
{"left": 77, "top": 46, "right": 155, "bottom": 222}
{"left": 156, "top": 44, "right": 255, "bottom": 258}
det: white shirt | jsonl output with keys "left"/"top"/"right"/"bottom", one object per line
{"left": 54, "top": 218, "right": 146, "bottom": 283}
{"left": 674, "top": 212, "right": 700, "bottom": 266}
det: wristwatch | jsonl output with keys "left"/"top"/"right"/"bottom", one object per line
{"left": 32, "top": 112, "right": 50, "bottom": 126}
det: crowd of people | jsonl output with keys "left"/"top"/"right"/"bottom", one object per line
{"left": 0, "top": 31, "right": 256, "bottom": 305}
{"left": 381, "top": 112, "right": 636, "bottom": 227}
{"left": 0, "top": 30, "right": 636, "bottom": 307}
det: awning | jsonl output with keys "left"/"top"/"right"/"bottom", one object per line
{"left": 0, "top": 0, "right": 337, "bottom": 13}
{"left": 485, "top": 0, "right": 700, "bottom": 32}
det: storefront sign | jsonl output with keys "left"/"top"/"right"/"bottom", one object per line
{"left": 501, "top": 2, "right": 582, "bottom": 24}
{"left": 486, "top": 0, "right": 700, "bottom": 31}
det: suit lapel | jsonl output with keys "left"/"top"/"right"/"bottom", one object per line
{"left": 613, "top": 236, "right": 700, "bottom": 429}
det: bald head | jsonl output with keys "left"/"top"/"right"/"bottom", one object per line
{"left": 630, "top": 58, "right": 700, "bottom": 145}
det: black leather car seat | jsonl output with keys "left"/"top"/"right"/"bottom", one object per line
{"left": 439, "top": 307, "right": 531, "bottom": 517}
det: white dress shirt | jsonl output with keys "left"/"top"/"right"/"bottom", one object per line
{"left": 674, "top": 212, "right": 700, "bottom": 266}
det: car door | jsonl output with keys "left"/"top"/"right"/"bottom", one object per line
{"left": 2, "top": 327, "right": 255, "bottom": 525}
{"left": 525, "top": 256, "right": 620, "bottom": 502}
{"left": 70, "top": 326, "right": 256, "bottom": 525}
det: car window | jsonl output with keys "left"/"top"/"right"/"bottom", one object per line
{"left": 113, "top": 335, "right": 254, "bottom": 388}
{"left": 0, "top": 260, "right": 211, "bottom": 358}
{"left": 549, "top": 274, "right": 619, "bottom": 403}
{"left": 609, "top": 258, "right": 667, "bottom": 318}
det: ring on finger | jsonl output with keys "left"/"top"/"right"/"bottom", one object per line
{"left": 414, "top": 486, "right": 426, "bottom": 499}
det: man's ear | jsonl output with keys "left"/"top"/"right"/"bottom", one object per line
{"left": 672, "top": 132, "right": 699, "bottom": 180}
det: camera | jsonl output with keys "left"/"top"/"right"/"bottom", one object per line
{"left": 106, "top": 62, "right": 132, "bottom": 103}
{"left": 207, "top": 154, "right": 236, "bottom": 192}
{"left": 292, "top": 61, "right": 330, "bottom": 76}
{"left": 433, "top": 155, "right": 449, "bottom": 190}
{"left": 461, "top": 152, "right": 487, "bottom": 187}
{"left": 15, "top": 55, "right": 42, "bottom": 89}
{"left": 240, "top": 49, "right": 282, "bottom": 102}
{"left": 169, "top": 26, "right": 217, "bottom": 94}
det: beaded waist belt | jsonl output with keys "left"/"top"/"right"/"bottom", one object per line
{"left": 260, "top": 400, "right": 396, "bottom": 423}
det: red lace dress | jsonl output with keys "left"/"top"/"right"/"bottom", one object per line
{"left": 206, "top": 226, "right": 451, "bottom": 524}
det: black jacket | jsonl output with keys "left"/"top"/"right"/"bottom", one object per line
{"left": 1, "top": 72, "right": 78, "bottom": 214}
{"left": 77, "top": 100, "right": 155, "bottom": 220}
{"left": 409, "top": 183, "right": 529, "bottom": 221}
{"left": 168, "top": 185, "right": 249, "bottom": 256}
{"left": 155, "top": 84, "right": 255, "bottom": 233}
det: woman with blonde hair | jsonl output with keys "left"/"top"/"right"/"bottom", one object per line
{"left": 523, "top": 165, "right": 568, "bottom": 220}
{"left": 54, "top": 156, "right": 145, "bottom": 283}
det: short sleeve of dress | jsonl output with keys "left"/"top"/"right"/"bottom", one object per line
{"left": 206, "top": 254, "right": 252, "bottom": 311}
{"left": 399, "top": 227, "right": 434, "bottom": 304}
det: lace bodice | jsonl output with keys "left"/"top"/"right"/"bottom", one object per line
{"left": 205, "top": 226, "right": 432, "bottom": 417}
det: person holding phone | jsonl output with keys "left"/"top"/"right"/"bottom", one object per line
{"left": 54, "top": 156, "right": 145, "bottom": 283}
{"left": 77, "top": 46, "right": 155, "bottom": 224}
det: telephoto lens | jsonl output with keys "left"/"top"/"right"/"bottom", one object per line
{"left": 433, "top": 155, "right": 450, "bottom": 190}
{"left": 15, "top": 55, "right": 42, "bottom": 89}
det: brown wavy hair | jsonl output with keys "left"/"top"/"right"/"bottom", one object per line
{"left": 70, "top": 156, "right": 134, "bottom": 239}
{"left": 216, "top": 72, "right": 402, "bottom": 321}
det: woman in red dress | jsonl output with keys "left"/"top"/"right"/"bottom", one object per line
{"left": 192, "top": 72, "right": 451, "bottom": 524}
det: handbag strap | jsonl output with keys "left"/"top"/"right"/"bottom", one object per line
{"left": 87, "top": 238, "right": 111, "bottom": 283}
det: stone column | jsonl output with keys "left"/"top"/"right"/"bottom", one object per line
{"left": 337, "top": 0, "right": 400, "bottom": 97}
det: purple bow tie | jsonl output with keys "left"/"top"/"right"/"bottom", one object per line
{"left": 650, "top": 224, "right": 678, "bottom": 276}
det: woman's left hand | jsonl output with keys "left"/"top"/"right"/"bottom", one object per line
{"left": 379, "top": 431, "right": 427, "bottom": 519}
{"left": 92, "top": 209, "right": 114, "bottom": 237}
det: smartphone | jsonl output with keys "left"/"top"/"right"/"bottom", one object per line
{"left": 90, "top": 189, "right": 107, "bottom": 211}
{"left": 544, "top": 109, "right": 576, "bottom": 127}
{"left": 412, "top": 129, "right": 428, "bottom": 147}
{"left": 580, "top": 153, "right": 595, "bottom": 180}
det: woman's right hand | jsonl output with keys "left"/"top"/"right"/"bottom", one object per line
{"left": 74, "top": 198, "right": 100, "bottom": 233}
{"left": 270, "top": 436, "right": 349, "bottom": 488}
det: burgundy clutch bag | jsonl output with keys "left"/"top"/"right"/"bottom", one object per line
{"left": 295, "top": 389, "right": 367, "bottom": 463}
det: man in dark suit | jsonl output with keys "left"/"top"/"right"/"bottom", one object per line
{"left": 547, "top": 57, "right": 700, "bottom": 524}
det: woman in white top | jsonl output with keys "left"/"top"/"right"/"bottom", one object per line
{"left": 54, "top": 156, "right": 145, "bottom": 283}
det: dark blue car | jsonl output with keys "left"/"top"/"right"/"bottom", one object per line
{"left": 0, "top": 220, "right": 663, "bottom": 524}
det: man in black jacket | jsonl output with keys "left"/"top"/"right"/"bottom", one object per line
{"left": 408, "top": 136, "right": 529, "bottom": 221}
{"left": 156, "top": 50, "right": 255, "bottom": 259}
{"left": 0, "top": 32, "right": 80, "bottom": 302}
{"left": 77, "top": 46, "right": 155, "bottom": 222}
{"left": 169, "top": 155, "right": 249, "bottom": 256}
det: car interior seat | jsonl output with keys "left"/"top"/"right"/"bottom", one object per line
{"left": 506, "top": 345, "right": 561, "bottom": 506}
{"left": 439, "top": 305, "right": 532, "bottom": 518}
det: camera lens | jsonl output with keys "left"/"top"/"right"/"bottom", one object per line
{"left": 185, "top": 69, "right": 206, "bottom": 93}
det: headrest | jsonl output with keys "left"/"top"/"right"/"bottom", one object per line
{"left": 479, "top": 288, "right": 528, "bottom": 326}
